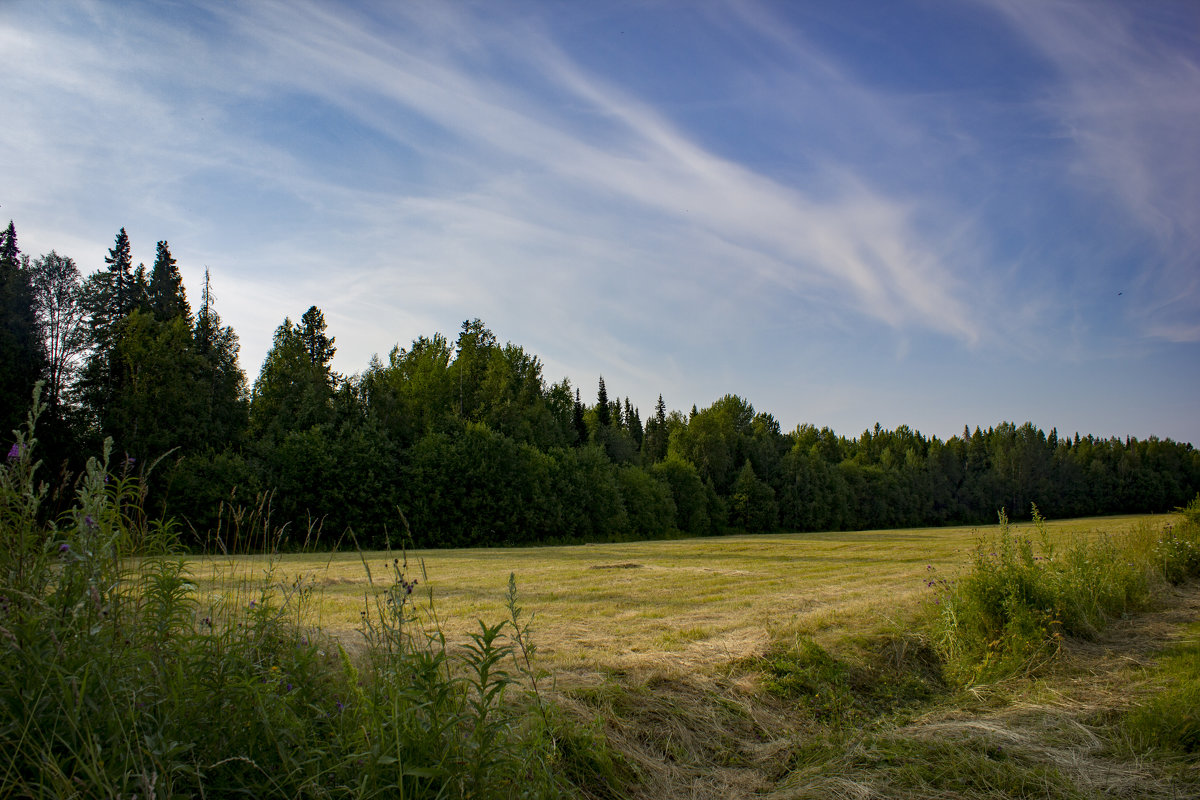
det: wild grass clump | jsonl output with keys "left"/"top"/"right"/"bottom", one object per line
{"left": 932, "top": 501, "right": 1200, "bottom": 685}
{"left": 0, "top": 392, "right": 575, "bottom": 799}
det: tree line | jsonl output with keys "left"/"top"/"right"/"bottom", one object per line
{"left": 3, "top": 222, "right": 1198, "bottom": 549}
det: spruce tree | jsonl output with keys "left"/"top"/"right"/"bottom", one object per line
{"left": 572, "top": 388, "right": 587, "bottom": 445}
{"left": 0, "top": 221, "right": 45, "bottom": 437}
{"left": 79, "top": 228, "right": 139, "bottom": 428}
{"left": 641, "top": 394, "right": 670, "bottom": 463}
{"left": 625, "top": 398, "right": 643, "bottom": 447}
{"left": 299, "top": 305, "right": 336, "bottom": 368}
{"left": 193, "top": 269, "right": 248, "bottom": 445}
{"left": 596, "top": 376, "right": 610, "bottom": 427}
{"left": 149, "top": 240, "right": 189, "bottom": 321}
{"left": 105, "top": 227, "right": 135, "bottom": 319}
{"left": 251, "top": 307, "right": 336, "bottom": 439}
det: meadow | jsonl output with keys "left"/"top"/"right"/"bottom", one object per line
{"left": 4, "top": 411, "right": 1198, "bottom": 799}
{"left": 190, "top": 514, "right": 1158, "bottom": 678}
{"left": 180, "top": 511, "right": 1199, "bottom": 798}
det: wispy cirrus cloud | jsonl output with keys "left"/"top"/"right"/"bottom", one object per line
{"left": 208, "top": 0, "right": 983, "bottom": 345}
{"left": 981, "top": 0, "right": 1200, "bottom": 342}
{"left": 5, "top": 0, "right": 1196, "bottom": 442}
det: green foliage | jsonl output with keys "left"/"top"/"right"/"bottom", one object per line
{"left": 250, "top": 312, "right": 336, "bottom": 439}
{"left": 0, "top": 222, "right": 46, "bottom": 439}
{"left": 1123, "top": 621, "right": 1200, "bottom": 755}
{"left": 1154, "top": 494, "right": 1200, "bottom": 583}
{"left": 28, "top": 250, "right": 87, "bottom": 428}
{"left": 615, "top": 465, "right": 676, "bottom": 539}
{"left": 760, "top": 634, "right": 940, "bottom": 724}
{"left": 728, "top": 459, "right": 778, "bottom": 532}
{"left": 147, "top": 239, "right": 189, "bottom": 322}
{"left": 0, "top": 400, "right": 579, "bottom": 799}
{"left": 547, "top": 445, "right": 629, "bottom": 542}
{"left": 651, "top": 456, "right": 712, "bottom": 535}
{"left": 931, "top": 507, "right": 1168, "bottom": 685}
{"left": 11, "top": 209, "right": 1200, "bottom": 547}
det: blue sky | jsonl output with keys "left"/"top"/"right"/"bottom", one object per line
{"left": 3, "top": 0, "right": 1198, "bottom": 444}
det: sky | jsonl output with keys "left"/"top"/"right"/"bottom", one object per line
{"left": 2, "top": 0, "right": 1198, "bottom": 445}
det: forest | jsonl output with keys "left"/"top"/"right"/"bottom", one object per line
{"left": 3, "top": 222, "right": 1199, "bottom": 550}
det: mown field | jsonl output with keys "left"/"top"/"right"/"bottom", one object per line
{"left": 189, "top": 514, "right": 1160, "bottom": 676}
{"left": 178, "top": 513, "right": 1200, "bottom": 799}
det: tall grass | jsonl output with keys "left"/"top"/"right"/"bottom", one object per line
{"left": 931, "top": 502, "right": 1200, "bottom": 685}
{"left": 0, "top": 391, "right": 578, "bottom": 799}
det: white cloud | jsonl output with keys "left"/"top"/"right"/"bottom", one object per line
{"left": 981, "top": 0, "right": 1200, "bottom": 342}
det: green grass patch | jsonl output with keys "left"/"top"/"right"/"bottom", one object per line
{"left": 758, "top": 632, "right": 943, "bottom": 724}
{"left": 1123, "top": 621, "right": 1200, "bottom": 755}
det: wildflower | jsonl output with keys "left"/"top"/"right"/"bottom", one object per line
{"left": 336, "top": 701, "right": 345, "bottom": 712}
{"left": 6, "top": 442, "right": 21, "bottom": 461}
{"left": 249, "top": 600, "right": 256, "bottom": 609}
{"left": 286, "top": 683, "right": 293, "bottom": 691}
{"left": 59, "top": 543, "right": 70, "bottom": 554}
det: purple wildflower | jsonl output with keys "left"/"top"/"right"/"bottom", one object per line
{"left": 83, "top": 515, "right": 96, "bottom": 531}
{"left": 59, "top": 543, "right": 70, "bottom": 553}
{"left": 7, "top": 443, "right": 21, "bottom": 461}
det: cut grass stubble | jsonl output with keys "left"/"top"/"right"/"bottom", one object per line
{"left": 188, "top": 515, "right": 1162, "bottom": 681}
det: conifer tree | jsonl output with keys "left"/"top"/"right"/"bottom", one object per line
{"left": 105, "top": 227, "right": 135, "bottom": 319}
{"left": 572, "top": 388, "right": 587, "bottom": 445}
{"left": 299, "top": 305, "right": 336, "bottom": 368}
{"left": 0, "top": 221, "right": 45, "bottom": 437}
{"left": 642, "top": 394, "right": 664, "bottom": 463}
{"left": 251, "top": 306, "right": 336, "bottom": 439}
{"left": 149, "top": 240, "right": 189, "bottom": 321}
{"left": 625, "top": 397, "right": 643, "bottom": 446}
{"left": 596, "top": 376, "right": 610, "bottom": 427}
{"left": 193, "top": 269, "right": 248, "bottom": 444}
{"left": 79, "top": 228, "right": 140, "bottom": 427}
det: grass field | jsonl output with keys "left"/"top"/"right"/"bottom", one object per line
{"left": 178, "top": 513, "right": 1200, "bottom": 799}
{"left": 189, "top": 514, "right": 1162, "bottom": 679}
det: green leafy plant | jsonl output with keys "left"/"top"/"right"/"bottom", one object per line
{"left": 0, "top": 390, "right": 581, "bottom": 799}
